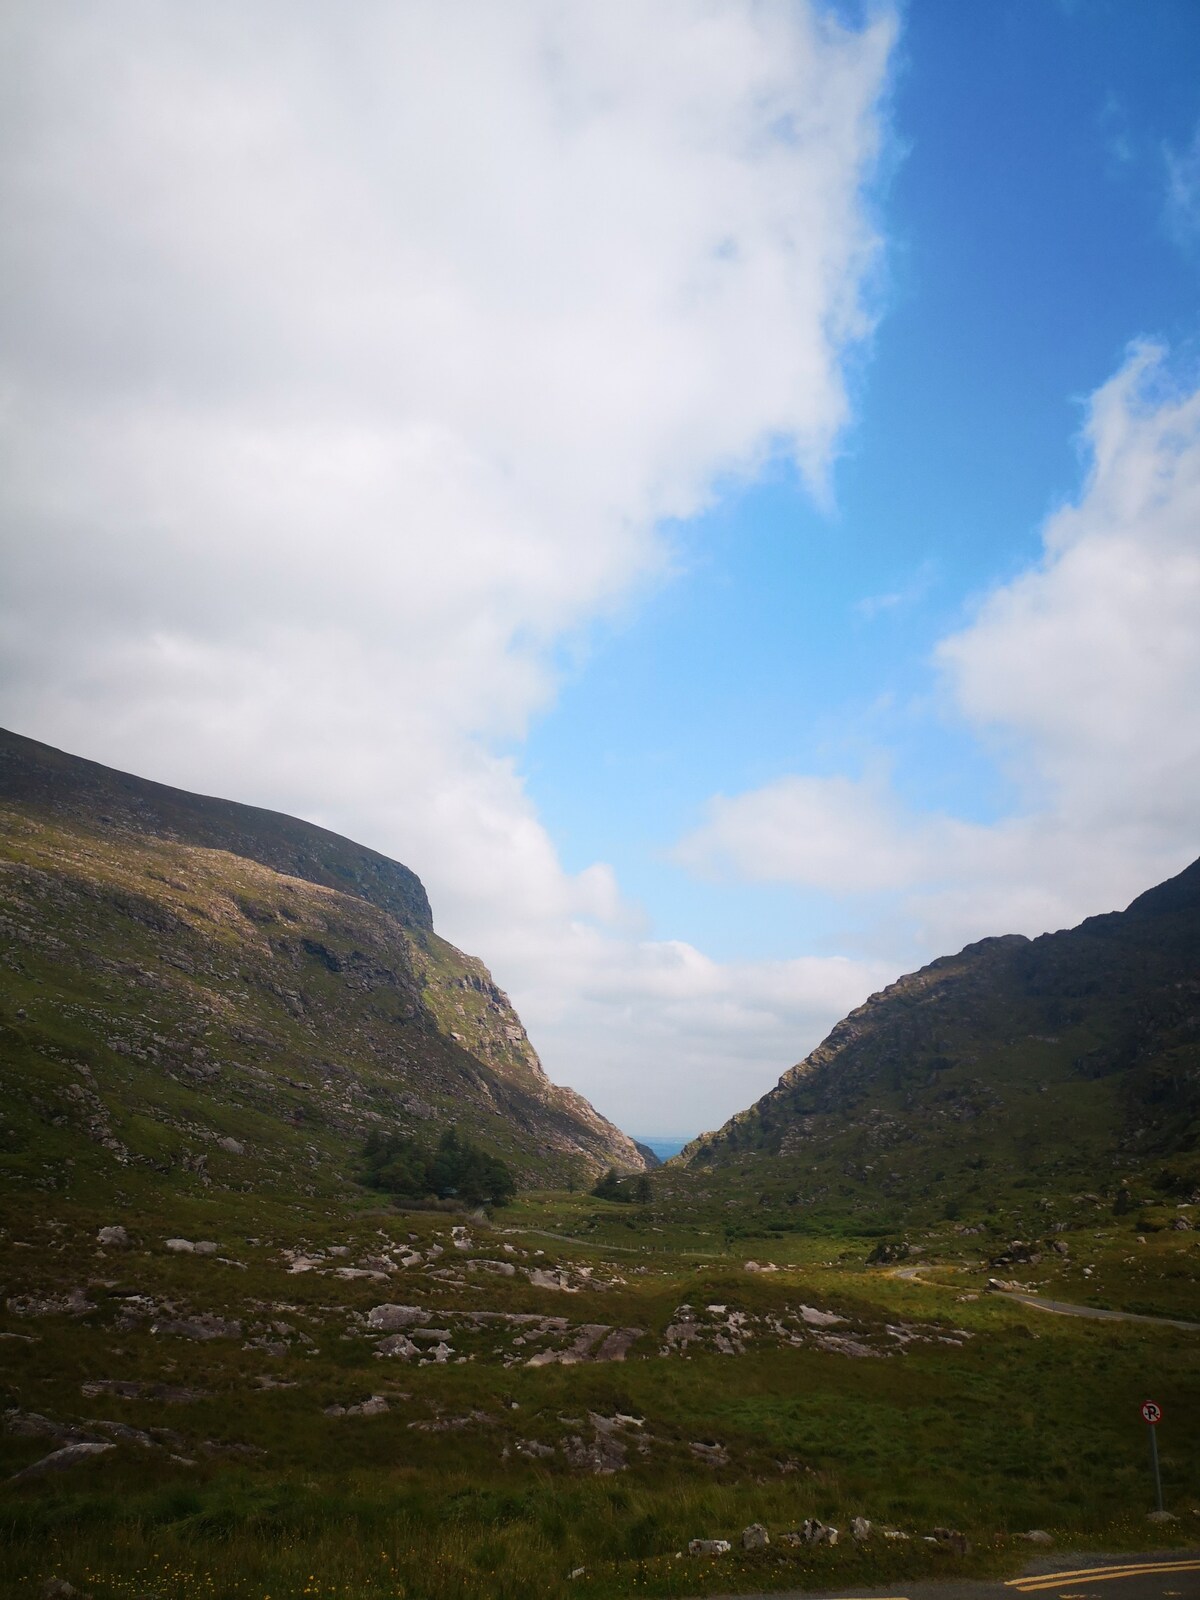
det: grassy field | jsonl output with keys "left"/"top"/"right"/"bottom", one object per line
{"left": 2, "top": 1182, "right": 1197, "bottom": 1600}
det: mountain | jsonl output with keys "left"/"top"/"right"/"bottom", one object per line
{"left": 0, "top": 728, "right": 646, "bottom": 1204}
{"left": 683, "top": 858, "right": 1200, "bottom": 1220}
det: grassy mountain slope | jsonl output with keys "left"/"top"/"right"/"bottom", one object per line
{"left": 0, "top": 728, "right": 645, "bottom": 1202}
{"left": 683, "top": 858, "right": 1200, "bottom": 1226}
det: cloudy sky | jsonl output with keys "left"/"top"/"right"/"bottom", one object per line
{"left": 2, "top": 2, "right": 1199, "bottom": 1138}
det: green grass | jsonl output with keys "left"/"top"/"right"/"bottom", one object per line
{"left": 2, "top": 1186, "right": 1197, "bottom": 1600}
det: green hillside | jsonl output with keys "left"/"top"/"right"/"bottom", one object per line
{"left": 0, "top": 728, "right": 646, "bottom": 1203}
{"left": 682, "top": 859, "right": 1200, "bottom": 1232}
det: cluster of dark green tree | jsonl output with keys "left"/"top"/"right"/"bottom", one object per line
{"left": 591, "top": 1167, "right": 652, "bottom": 1204}
{"left": 360, "top": 1126, "right": 516, "bottom": 1207}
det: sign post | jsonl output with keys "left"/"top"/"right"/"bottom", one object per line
{"left": 1141, "top": 1400, "right": 1164, "bottom": 1513}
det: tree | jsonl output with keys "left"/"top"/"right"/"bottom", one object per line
{"left": 359, "top": 1126, "right": 515, "bottom": 1207}
{"left": 591, "top": 1167, "right": 624, "bottom": 1201}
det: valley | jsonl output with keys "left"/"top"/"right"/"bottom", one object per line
{"left": 1, "top": 732, "right": 1198, "bottom": 1599}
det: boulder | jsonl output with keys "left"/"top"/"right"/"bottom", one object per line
{"left": 799, "top": 1519, "right": 838, "bottom": 1546}
{"left": 192, "top": 1241, "right": 218, "bottom": 1256}
{"left": 217, "top": 1136, "right": 244, "bottom": 1155}
{"left": 851, "top": 1516, "right": 872, "bottom": 1541}
{"left": 930, "top": 1527, "right": 970, "bottom": 1555}
{"left": 689, "top": 1440, "right": 728, "bottom": 1466}
{"left": 1020, "top": 1530, "right": 1054, "bottom": 1545}
{"left": 366, "top": 1305, "right": 430, "bottom": 1331}
{"left": 741, "top": 1523, "right": 769, "bottom": 1550}
{"left": 687, "top": 1540, "right": 731, "bottom": 1556}
{"left": 9, "top": 1442, "right": 115, "bottom": 1482}
{"left": 96, "top": 1226, "right": 129, "bottom": 1248}
{"left": 164, "top": 1238, "right": 194, "bottom": 1253}
{"left": 374, "top": 1334, "right": 418, "bottom": 1360}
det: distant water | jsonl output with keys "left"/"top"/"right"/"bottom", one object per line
{"left": 631, "top": 1135, "right": 692, "bottom": 1161}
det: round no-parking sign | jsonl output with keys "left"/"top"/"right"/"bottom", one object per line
{"left": 1141, "top": 1400, "right": 1162, "bottom": 1425}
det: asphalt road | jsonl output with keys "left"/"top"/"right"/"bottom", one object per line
{"left": 996, "top": 1293, "right": 1200, "bottom": 1332}
{"left": 695, "top": 1549, "right": 1200, "bottom": 1600}
{"left": 888, "top": 1266, "right": 1199, "bottom": 1332}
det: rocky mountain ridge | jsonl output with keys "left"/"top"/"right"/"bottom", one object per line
{"left": 0, "top": 727, "right": 646, "bottom": 1201}
{"left": 684, "top": 856, "right": 1200, "bottom": 1215}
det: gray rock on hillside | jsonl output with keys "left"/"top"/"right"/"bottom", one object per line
{"left": 741, "top": 1523, "right": 769, "bottom": 1550}
{"left": 96, "top": 1226, "right": 129, "bottom": 1247}
{"left": 367, "top": 1304, "right": 430, "bottom": 1331}
{"left": 9, "top": 1442, "right": 115, "bottom": 1482}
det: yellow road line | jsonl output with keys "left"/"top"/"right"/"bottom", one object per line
{"left": 1008, "top": 1560, "right": 1200, "bottom": 1591}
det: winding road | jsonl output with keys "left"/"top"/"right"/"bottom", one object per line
{"left": 888, "top": 1266, "right": 1199, "bottom": 1331}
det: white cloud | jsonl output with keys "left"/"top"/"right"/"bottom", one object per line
{"left": 677, "top": 343, "right": 1200, "bottom": 954}
{"left": 0, "top": 2, "right": 896, "bottom": 1131}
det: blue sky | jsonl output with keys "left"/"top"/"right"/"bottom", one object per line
{"left": 524, "top": 0, "right": 1200, "bottom": 977}
{"left": 3, "top": 2, "right": 1199, "bottom": 1133}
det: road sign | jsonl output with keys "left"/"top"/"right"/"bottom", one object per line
{"left": 1141, "top": 1402, "right": 1165, "bottom": 1513}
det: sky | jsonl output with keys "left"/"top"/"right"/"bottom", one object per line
{"left": 2, "top": 2, "right": 1199, "bottom": 1137}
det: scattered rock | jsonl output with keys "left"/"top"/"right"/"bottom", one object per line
{"left": 4, "top": 1409, "right": 94, "bottom": 1445}
{"left": 43, "top": 1580, "right": 90, "bottom": 1599}
{"left": 7, "top": 1288, "right": 94, "bottom": 1318}
{"left": 408, "top": 1410, "right": 493, "bottom": 1433}
{"left": 367, "top": 1304, "right": 431, "bottom": 1332}
{"left": 866, "top": 1239, "right": 912, "bottom": 1265}
{"left": 286, "top": 1254, "right": 324, "bottom": 1274}
{"left": 930, "top": 1526, "right": 970, "bottom": 1555}
{"left": 798, "top": 1304, "right": 845, "bottom": 1327}
{"left": 687, "top": 1539, "right": 731, "bottom": 1556}
{"left": 741, "top": 1523, "right": 769, "bottom": 1550}
{"left": 374, "top": 1334, "right": 419, "bottom": 1360}
{"left": 80, "top": 1381, "right": 207, "bottom": 1404}
{"left": 164, "top": 1238, "right": 195, "bottom": 1253}
{"left": 851, "top": 1516, "right": 872, "bottom": 1541}
{"left": 812, "top": 1332, "right": 878, "bottom": 1359}
{"left": 514, "top": 1438, "right": 555, "bottom": 1459}
{"left": 1147, "top": 1509, "right": 1177, "bottom": 1524}
{"left": 9, "top": 1442, "right": 115, "bottom": 1482}
{"left": 560, "top": 1413, "right": 635, "bottom": 1475}
{"left": 359, "top": 1255, "right": 395, "bottom": 1273}
{"left": 96, "top": 1226, "right": 129, "bottom": 1248}
{"left": 1020, "top": 1530, "right": 1054, "bottom": 1545}
{"left": 216, "top": 1136, "right": 244, "bottom": 1155}
{"left": 689, "top": 1440, "right": 728, "bottom": 1466}
{"left": 151, "top": 1314, "right": 242, "bottom": 1341}
{"left": 798, "top": 1519, "right": 838, "bottom": 1546}
{"left": 467, "top": 1259, "right": 516, "bottom": 1277}
{"left": 527, "top": 1267, "right": 576, "bottom": 1291}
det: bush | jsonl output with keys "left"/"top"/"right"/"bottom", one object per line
{"left": 360, "top": 1127, "right": 515, "bottom": 1207}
